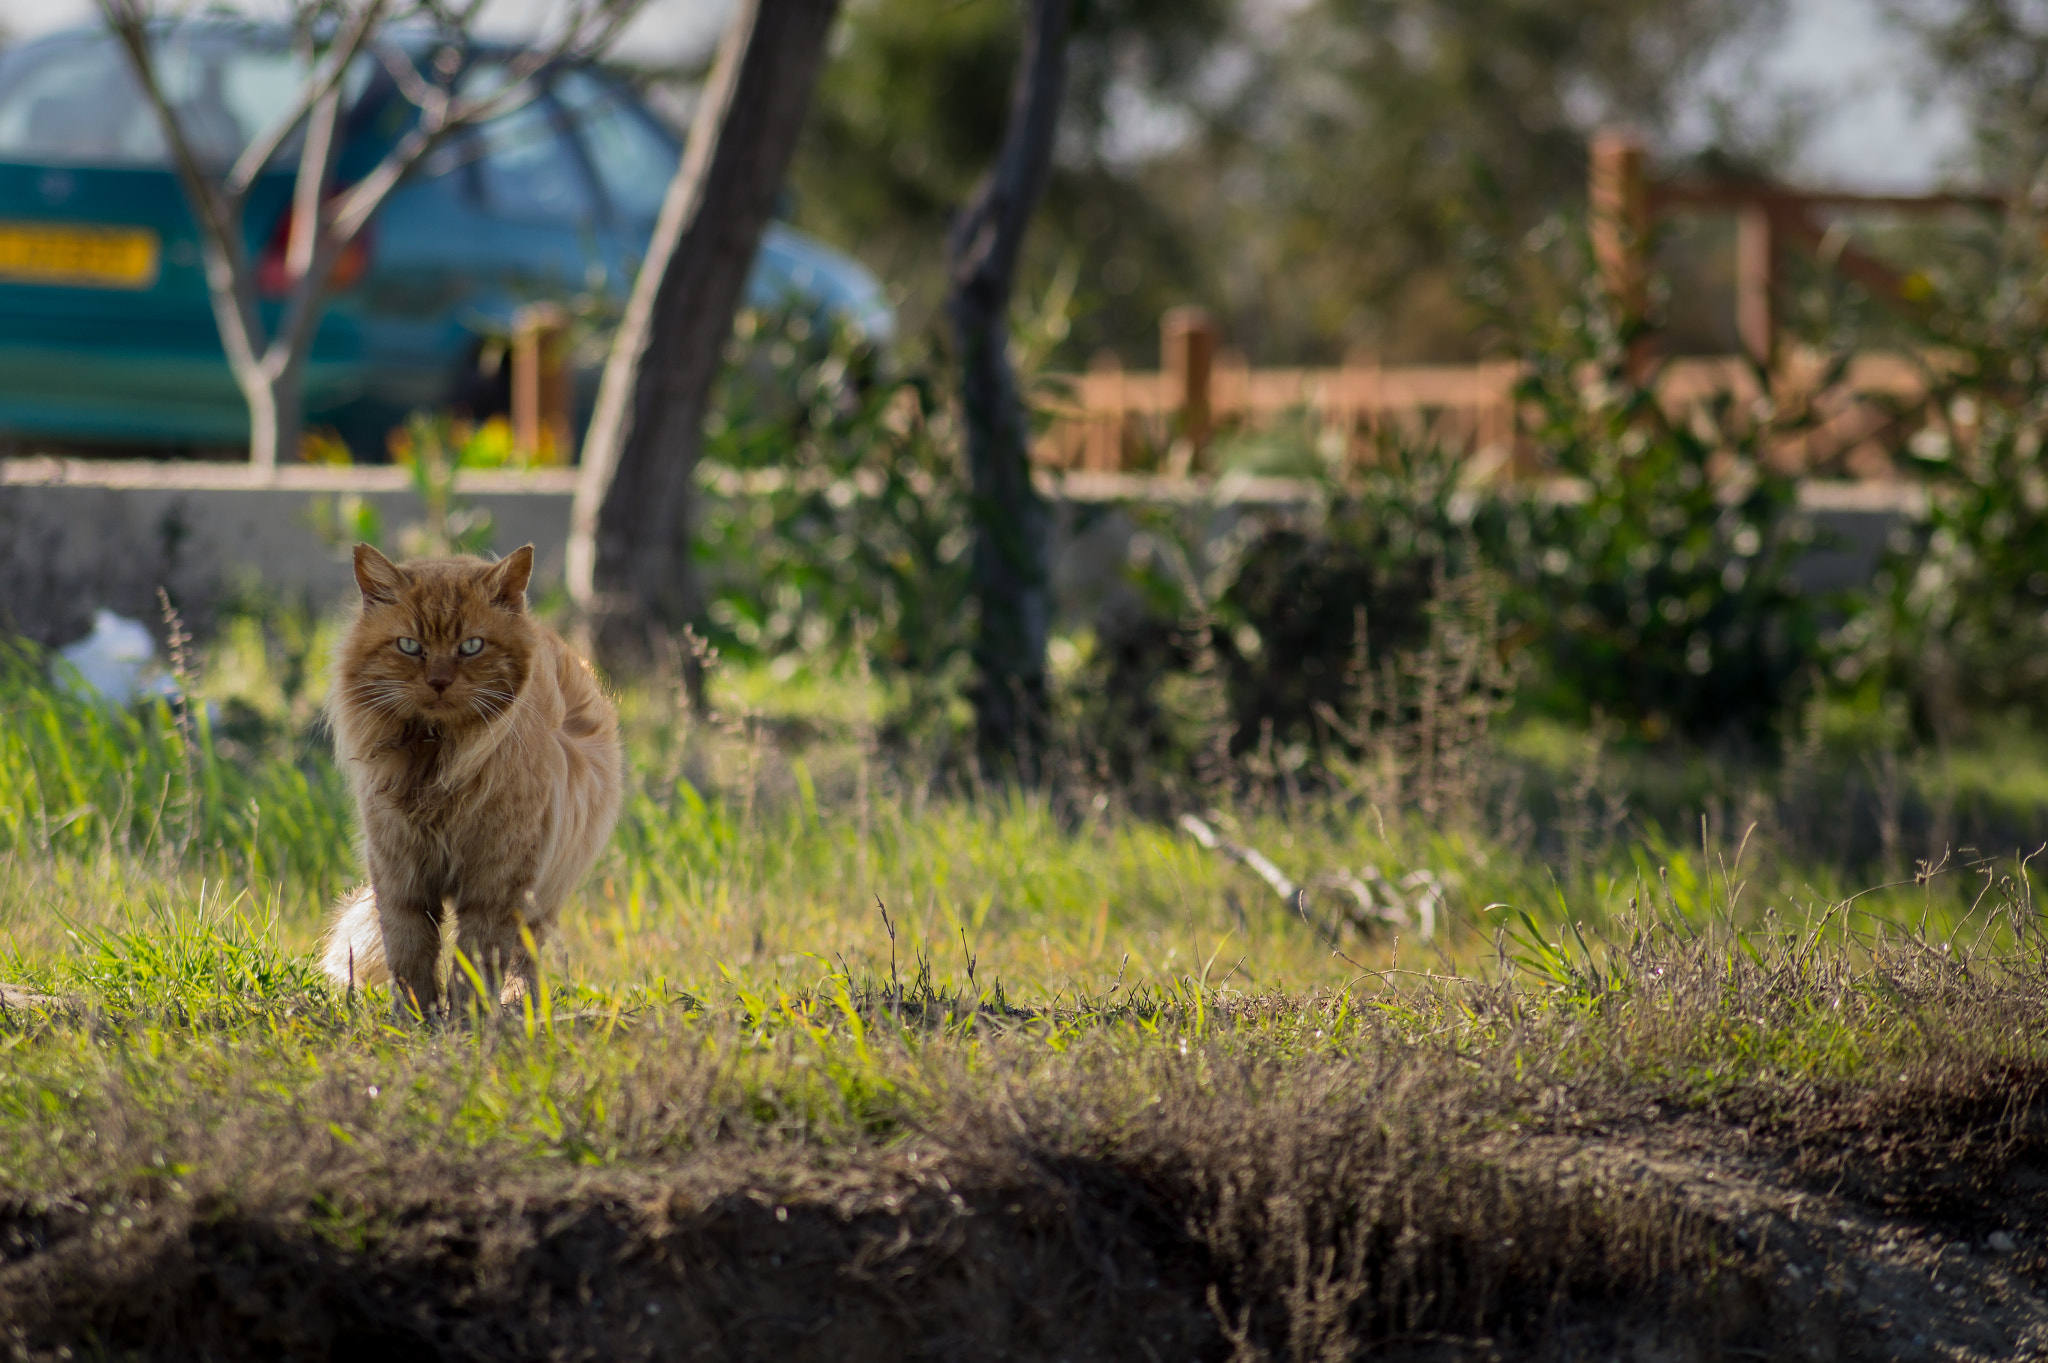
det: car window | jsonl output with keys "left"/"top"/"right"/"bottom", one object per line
{"left": 552, "top": 69, "right": 676, "bottom": 223}
{"left": 0, "top": 29, "right": 367, "bottom": 168}
{"left": 462, "top": 71, "right": 597, "bottom": 226}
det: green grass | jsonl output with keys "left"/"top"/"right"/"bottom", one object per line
{"left": 4, "top": 621, "right": 2040, "bottom": 1066}
{"left": 8, "top": 630, "right": 2048, "bottom": 1356}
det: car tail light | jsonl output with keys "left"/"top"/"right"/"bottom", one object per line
{"left": 256, "top": 205, "right": 371, "bottom": 297}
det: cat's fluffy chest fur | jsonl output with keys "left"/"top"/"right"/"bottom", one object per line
{"left": 320, "top": 544, "right": 622, "bottom": 1018}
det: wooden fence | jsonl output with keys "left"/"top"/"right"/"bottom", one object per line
{"left": 1034, "top": 131, "right": 1992, "bottom": 478}
{"left": 1032, "top": 318, "right": 1936, "bottom": 479}
{"left": 1034, "top": 333, "right": 1525, "bottom": 474}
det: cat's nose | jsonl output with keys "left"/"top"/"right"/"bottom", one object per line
{"left": 429, "top": 677, "right": 451, "bottom": 693}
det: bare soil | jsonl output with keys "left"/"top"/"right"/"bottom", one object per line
{"left": 8, "top": 1088, "right": 2048, "bottom": 1363}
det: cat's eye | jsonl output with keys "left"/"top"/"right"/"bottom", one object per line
{"left": 395, "top": 637, "right": 422, "bottom": 656}
{"left": 459, "top": 637, "right": 485, "bottom": 656}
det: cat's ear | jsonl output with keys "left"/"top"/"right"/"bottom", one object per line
{"left": 486, "top": 545, "right": 534, "bottom": 612}
{"left": 353, "top": 544, "right": 407, "bottom": 605}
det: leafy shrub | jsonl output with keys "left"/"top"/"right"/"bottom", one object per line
{"left": 1494, "top": 326, "right": 1821, "bottom": 742}
{"left": 1212, "top": 450, "right": 1456, "bottom": 747}
{"left": 1827, "top": 228, "right": 2048, "bottom": 739}
{"left": 1841, "top": 409, "right": 2048, "bottom": 741}
{"left": 696, "top": 310, "right": 974, "bottom": 702}
{"left": 1067, "top": 440, "right": 1493, "bottom": 787}
{"left": 1453, "top": 211, "right": 1831, "bottom": 742}
{"left": 1076, "top": 330, "right": 1826, "bottom": 778}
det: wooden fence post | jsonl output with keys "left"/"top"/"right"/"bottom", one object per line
{"left": 1161, "top": 306, "right": 1218, "bottom": 454}
{"left": 1084, "top": 349, "right": 1125, "bottom": 471}
{"left": 1736, "top": 205, "right": 1776, "bottom": 365}
{"left": 1589, "top": 131, "right": 1650, "bottom": 328}
{"left": 512, "top": 303, "right": 572, "bottom": 464}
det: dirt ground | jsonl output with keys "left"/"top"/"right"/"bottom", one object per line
{"left": 7, "top": 1096, "right": 2048, "bottom": 1363}
{"left": 1542, "top": 1124, "right": 2048, "bottom": 1362}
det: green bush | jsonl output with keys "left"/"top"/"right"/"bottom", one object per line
{"left": 1214, "top": 449, "right": 1460, "bottom": 746}
{"left": 1494, "top": 322, "right": 1821, "bottom": 742}
{"left": 1829, "top": 232, "right": 2048, "bottom": 740}
{"left": 696, "top": 310, "right": 973, "bottom": 705}
{"left": 1076, "top": 340, "right": 1825, "bottom": 771}
{"left": 1080, "top": 438, "right": 1478, "bottom": 768}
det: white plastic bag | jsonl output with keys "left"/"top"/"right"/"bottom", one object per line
{"left": 54, "top": 610, "right": 180, "bottom": 706}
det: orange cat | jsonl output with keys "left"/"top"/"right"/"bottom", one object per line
{"left": 320, "top": 544, "right": 623, "bottom": 1018}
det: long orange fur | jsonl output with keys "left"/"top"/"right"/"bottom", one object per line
{"left": 321, "top": 543, "right": 623, "bottom": 1018}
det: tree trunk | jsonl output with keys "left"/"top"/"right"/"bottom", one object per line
{"left": 243, "top": 370, "right": 285, "bottom": 470}
{"left": 266, "top": 363, "right": 304, "bottom": 469}
{"left": 568, "top": 0, "right": 841, "bottom": 670}
{"left": 221, "top": 341, "right": 302, "bottom": 470}
{"left": 947, "top": 0, "right": 1072, "bottom": 774}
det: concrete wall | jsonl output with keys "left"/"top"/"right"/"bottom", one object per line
{"left": 0, "top": 460, "right": 579, "bottom": 644}
{"left": 0, "top": 459, "right": 1920, "bottom": 649}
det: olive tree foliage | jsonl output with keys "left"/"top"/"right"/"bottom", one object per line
{"left": 789, "top": 0, "right": 1234, "bottom": 359}
{"left": 1188, "top": 0, "right": 1787, "bottom": 362}
{"left": 101, "top": 0, "right": 637, "bottom": 470}
{"left": 792, "top": 0, "right": 1781, "bottom": 365}
{"left": 1887, "top": 0, "right": 2048, "bottom": 186}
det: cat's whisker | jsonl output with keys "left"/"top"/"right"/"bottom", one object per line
{"left": 470, "top": 688, "right": 516, "bottom": 718}
{"left": 343, "top": 681, "right": 410, "bottom": 708}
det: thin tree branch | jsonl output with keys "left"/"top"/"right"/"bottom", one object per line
{"left": 104, "top": 0, "right": 640, "bottom": 468}
{"left": 100, "top": 0, "right": 266, "bottom": 368}
{"left": 226, "top": 0, "right": 391, "bottom": 199}
{"left": 374, "top": 37, "right": 455, "bottom": 117}
{"left": 102, "top": 1, "right": 225, "bottom": 238}
{"left": 446, "top": 0, "right": 638, "bottom": 122}
{"left": 267, "top": 230, "right": 353, "bottom": 372}
{"left": 285, "top": 85, "right": 341, "bottom": 280}
{"left": 331, "top": 0, "right": 638, "bottom": 244}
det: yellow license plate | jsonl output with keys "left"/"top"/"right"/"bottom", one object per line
{"left": 0, "top": 222, "right": 160, "bottom": 289}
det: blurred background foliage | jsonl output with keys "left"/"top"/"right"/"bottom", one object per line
{"left": 773, "top": 0, "right": 2048, "bottom": 368}
{"left": 690, "top": 211, "right": 2048, "bottom": 775}
{"left": 1895, "top": 0, "right": 2048, "bottom": 186}
{"left": 13, "top": 0, "right": 2048, "bottom": 778}
{"left": 696, "top": 307, "right": 973, "bottom": 706}
{"left": 1830, "top": 209, "right": 2048, "bottom": 741}
{"left": 786, "top": 0, "right": 1790, "bottom": 365}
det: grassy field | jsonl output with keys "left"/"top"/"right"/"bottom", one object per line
{"left": 7, "top": 630, "right": 2048, "bottom": 1360}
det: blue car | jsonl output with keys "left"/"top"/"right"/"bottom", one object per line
{"left": 0, "top": 22, "right": 892, "bottom": 458}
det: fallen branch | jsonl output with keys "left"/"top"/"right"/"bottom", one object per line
{"left": 0, "top": 984, "right": 74, "bottom": 1018}
{"left": 1177, "top": 812, "right": 1438, "bottom": 941}
{"left": 1179, "top": 812, "right": 1298, "bottom": 902}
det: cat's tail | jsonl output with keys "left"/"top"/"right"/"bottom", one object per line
{"left": 321, "top": 884, "right": 390, "bottom": 991}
